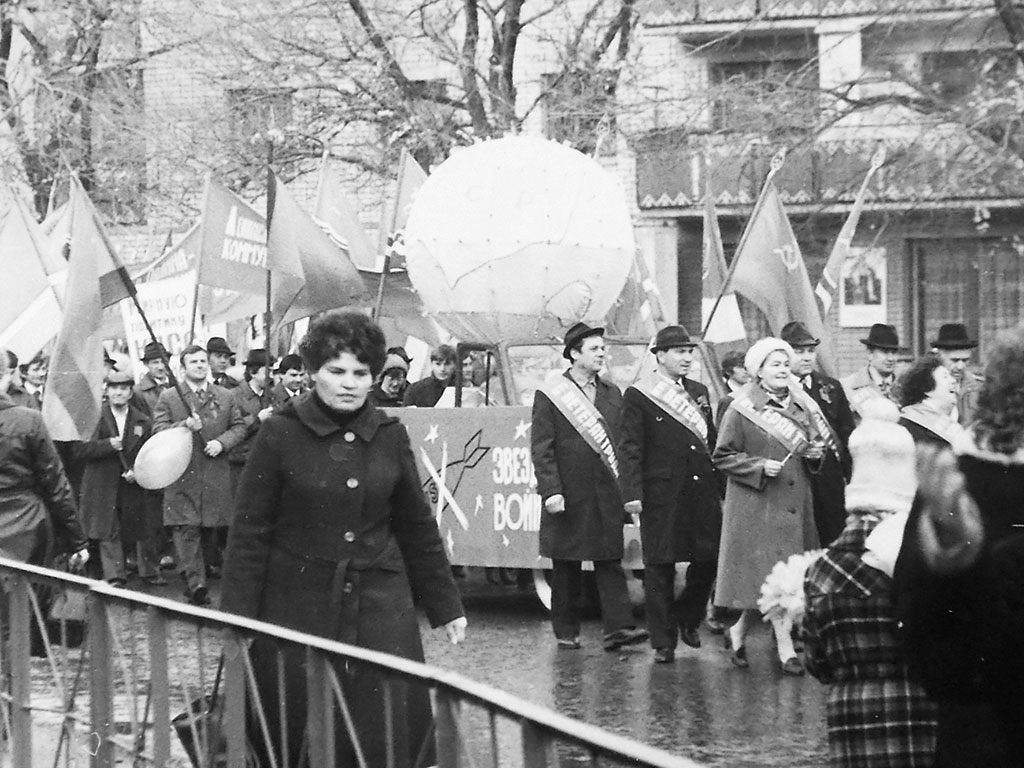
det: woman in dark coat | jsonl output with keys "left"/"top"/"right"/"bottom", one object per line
{"left": 894, "top": 328, "right": 1024, "bottom": 767}
{"left": 220, "top": 312, "right": 466, "bottom": 768}
{"left": 713, "top": 338, "right": 822, "bottom": 675}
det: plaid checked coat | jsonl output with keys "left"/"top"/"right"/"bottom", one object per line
{"left": 804, "top": 514, "right": 938, "bottom": 768}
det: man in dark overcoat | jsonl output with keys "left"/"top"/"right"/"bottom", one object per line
{"left": 782, "top": 321, "right": 855, "bottom": 546}
{"left": 76, "top": 371, "right": 163, "bottom": 585}
{"left": 133, "top": 341, "right": 173, "bottom": 416}
{"left": 619, "top": 325, "right": 723, "bottom": 663}
{"left": 153, "top": 345, "right": 245, "bottom": 605}
{"left": 228, "top": 349, "right": 280, "bottom": 499}
{"left": 531, "top": 322, "right": 647, "bottom": 651}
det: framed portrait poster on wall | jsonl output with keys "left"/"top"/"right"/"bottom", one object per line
{"left": 840, "top": 247, "right": 887, "bottom": 328}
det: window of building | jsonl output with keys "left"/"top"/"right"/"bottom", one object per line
{"left": 542, "top": 69, "right": 617, "bottom": 155}
{"left": 920, "top": 49, "right": 1018, "bottom": 103}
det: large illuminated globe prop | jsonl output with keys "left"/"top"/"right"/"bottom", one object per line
{"left": 403, "top": 136, "right": 635, "bottom": 342}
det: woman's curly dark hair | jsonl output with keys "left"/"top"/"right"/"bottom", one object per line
{"left": 298, "top": 310, "right": 386, "bottom": 377}
{"left": 974, "top": 326, "right": 1024, "bottom": 454}
{"left": 896, "top": 355, "right": 943, "bottom": 408}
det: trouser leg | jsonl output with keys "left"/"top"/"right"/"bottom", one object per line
{"left": 592, "top": 559, "right": 634, "bottom": 634}
{"left": 201, "top": 526, "right": 225, "bottom": 570}
{"left": 135, "top": 536, "right": 161, "bottom": 579}
{"left": 644, "top": 563, "right": 677, "bottom": 649}
{"left": 677, "top": 560, "right": 717, "bottom": 631}
{"left": 98, "top": 534, "right": 126, "bottom": 582}
{"left": 549, "top": 560, "right": 583, "bottom": 640}
{"left": 172, "top": 525, "right": 205, "bottom": 593}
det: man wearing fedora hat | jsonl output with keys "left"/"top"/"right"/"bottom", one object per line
{"left": 781, "top": 321, "right": 855, "bottom": 545}
{"left": 134, "top": 341, "right": 173, "bottom": 416}
{"left": 532, "top": 322, "right": 647, "bottom": 651}
{"left": 619, "top": 325, "right": 722, "bottom": 662}
{"left": 228, "top": 350, "right": 282, "bottom": 501}
{"left": 206, "top": 337, "right": 239, "bottom": 390}
{"left": 931, "top": 323, "right": 982, "bottom": 426}
{"left": 842, "top": 323, "right": 901, "bottom": 421}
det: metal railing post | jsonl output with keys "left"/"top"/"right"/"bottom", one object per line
{"left": 223, "top": 631, "right": 248, "bottom": 768}
{"left": 8, "top": 576, "right": 32, "bottom": 768}
{"left": 522, "top": 721, "right": 549, "bottom": 768}
{"left": 146, "top": 606, "right": 171, "bottom": 766}
{"left": 89, "top": 594, "right": 114, "bottom": 768}
{"left": 435, "top": 688, "right": 461, "bottom": 768}
{"left": 306, "top": 648, "right": 333, "bottom": 766}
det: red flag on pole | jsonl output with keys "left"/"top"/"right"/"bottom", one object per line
{"left": 729, "top": 180, "right": 838, "bottom": 377}
{"left": 268, "top": 173, "right": 367, "bottom": 323}
{"left": 314, "top": 159, "right": 377, "bottom": 271}
{"left": 701, "top": 177, "right": 746, "bottom": 344}
{"left": 42, "top": 178, "right": 116, "bottom": 440}
{"left": 195, "top": 179, "right": 272, "bottom": 295}
{"left": 815, "top": 146, "right": 885, "bottom": 316}
{"left": 379, "top": 149, "right": 427, "bottom": 268}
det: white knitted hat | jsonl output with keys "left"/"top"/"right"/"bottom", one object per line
{"left": 846, "top": 398, "right": 917, "bottom": 515}
{"left": 744, "top": 337, "right": 795, "bottom": 378}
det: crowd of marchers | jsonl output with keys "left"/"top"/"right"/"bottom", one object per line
{"left": 530, "top": 318, "right": 1021, "bottom": 768}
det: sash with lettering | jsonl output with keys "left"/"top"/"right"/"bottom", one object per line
{"left": 899, "top": 404, "right": 963, "bottom": 446}
{"left": 727, "top": 387, "right": 811, "bottom": 456}
{"left": 540, "top": 377, "right": 619, "bottom": 481}
{"left": 787, "top": 381, "right": 842, "bottom": 462}
{"left": 633, "top": 378, "right": 709, "bottom": 451}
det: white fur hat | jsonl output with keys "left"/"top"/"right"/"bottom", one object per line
{"left": 744, "top": 337, "right": 795, "bottom": 378}
{"left": 846, "top": 398, "right": 917, "bottom": 515}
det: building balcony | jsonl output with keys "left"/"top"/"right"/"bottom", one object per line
{"left": 643, "top": 0, "right": 993, "bottom": 27}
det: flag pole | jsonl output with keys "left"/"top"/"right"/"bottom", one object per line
{"left": 373, "top": 150, "right": 406, "bottom": 320}
{"left": 265, "top": 139, "right": 276, "bottom": 372}
{"left": 188, "top": 174, "right": 213, "bottom": 344}
{"left": 701, "top": 148, "right": 787, "bottom": 338}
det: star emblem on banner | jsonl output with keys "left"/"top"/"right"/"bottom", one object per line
{"left": 514, "top": 420, "right": 530, "bottom": 440}
{"left": 475, "top": 495, "right": 483, "bottom": 515}
{"left": 425, "top": 424, "right": 439, "bottom": 444}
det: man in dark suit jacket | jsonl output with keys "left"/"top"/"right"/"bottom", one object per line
{"left": 619, "top": 325, "right": 723, "bottom": 663}
{"left": 76, "top": 371, "right": 163, "bottom": 585}
{"left": 531, "top": 323, "right": 647, "bottom": 651}
{"left": 782, "top": 321, "right": 855, "bottom": 546}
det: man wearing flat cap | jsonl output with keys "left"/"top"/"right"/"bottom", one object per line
{"left": 841, "top": 323, "right": 901, "bottom": 421}
{"left": 206, "top": 337, "right": 239, "bottom": 390}
{"left": 134, "top": 341, "right": 173, "bottom": 416}
{"left": 781, "top": 321, "right": 855, "bottom": 545}
{"left": 931, "top": 323, "right": 982, "bottom": 426}
{"left": 619, "top": 325, "right": 721, "bottom": 663}
{"left": 531, "top": 322, "right": 648, "bottom": 651}
{"left": 370, "top": 347, "right": 412, "bottom": 407}
{"left": 76, "top": 371, "right": 163, "bottom": 586}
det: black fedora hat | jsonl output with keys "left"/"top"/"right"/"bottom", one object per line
{"left": 780, "top": 321, "right": 820, "bottom": 348}
{"left": 243, "top": 348, "right": 275, "bottom": 367}
{"left": 860, "top": 323, "right": 900, "bottom": 351}
{"left": 562, "top": 322, "right": 604, "bottom": 360}
{"left": 931, "top": 323, "right": 978, "bottom": 350}
{"left": 651, "top": 325, "right": 696, "bottom": 352}
{"left": 141, "top": 341, "right": 169, "bottom": 362}
{"left": 206, "top": 336, "right": 235, "bottom": 356}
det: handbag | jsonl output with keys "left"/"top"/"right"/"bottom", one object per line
{"left": 172, "top": 655, "right": 256, "bottom": 767}
{"left": 45, "top": 555, "right": 87, "bottom": 649}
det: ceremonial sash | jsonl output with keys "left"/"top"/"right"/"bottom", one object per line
{"left": 633, "top": 379, "right": 709, "bottom": 451}
{"left": 900, "top": 405, "right": 962, "bottom": 446}
{"left": 849, "top": 381, "right": 893, "bottom": 417}
{"left": 787, "top": 382, "right": 842, "bottom": 462}
{"left": 540, "top": 378, "right": 619, "bottom": 480}
{"left": 728, "top": 391, "right": 811, "bottom": 456}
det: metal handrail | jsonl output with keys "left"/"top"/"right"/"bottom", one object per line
{"left": 0, "top": 556, "right": 701, "bottom": 768}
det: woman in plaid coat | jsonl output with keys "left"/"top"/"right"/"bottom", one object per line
{"left": 803, "top": 401, "right": 937, "bottom": 767}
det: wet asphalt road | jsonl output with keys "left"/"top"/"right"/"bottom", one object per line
{"left": 418, "top": 571, "right": 828, "bottom": 768}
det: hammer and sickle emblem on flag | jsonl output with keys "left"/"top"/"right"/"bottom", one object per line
{"left": 775, "top": 244, "right": 799, "bottom": 273}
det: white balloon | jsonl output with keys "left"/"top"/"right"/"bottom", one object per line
{"left": 133, "top": 427, "right": 193, "bottom": 490}
{"left": 404, "top": 136, "right": 635, "bottom": 343}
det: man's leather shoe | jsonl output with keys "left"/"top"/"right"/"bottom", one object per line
{"left": 730, "top": 646, "right": 749, "bottom": 668}
{"left": 603, "top": 627, "right": 649, "bottom": 651}
{"left": 187, "top": 586, "right": 211, "bottom": 606}
{"left": 780, "top": 656, "right": 804, "bottom": 676}
{"left": 556, "top": 637, "right": 581, "bottom": 650}
{"left": 680, "top": 627, "right": 701, "bottom": 649}
{"left": 142, "top": 574, "right": 168, "bottom": 586}
{"left": 653, "top": 647, "right": 675, "bottom": 664}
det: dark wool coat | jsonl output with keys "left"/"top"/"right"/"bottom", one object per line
{"left": 801, "top": 371, "right": 856, "bottom": 547}
{"left": 0, "top": 395, "right": 85, "bottom": 564}
{"left": 152, "top": 384, "right": 245, "bottom": 527}
{"left": 402, "top": 376, "right": 447, "bottom": 407}
{"left": 897, "top": 417, "right": 951, "bottom": 449}
{"left": 893, "top": 437, "right": 1024, "bottom": 767}
{"left": 227, "top": 382, "right": 282, "bottom": 467}
{"left": 75, "top": 403, "right": 161, "bottom": 542}
{"left": 132, "top": 372, "right": 170, "bottom": 416}
{"left": 220, "top": 393, "right": 464, "bottom": 768}
{"left": 618, "top": 378, "right": 723, "bottom": 565}
{"left": 713, "top": 387, "right": 819, "bottom": 608}
{"left": 804, "top": 515, "right": 938, "bottom": 768}
{"left": 532, "top": 372, "right": 626, "bottom": 562}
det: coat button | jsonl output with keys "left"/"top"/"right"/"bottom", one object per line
{"left": 344, "top": 531, "right": 356, "bottom": 542}
{"left": 342, "top": 581, "right": 354, "bottom": 594}
{"left": 346, "top": 477, "right": 359, "bottom": 489}
{"left": 344, "top": 432, "right": 356, "bottom": 442}
{"left": 690, "top": 445, "right": 696, "bottom": 450}
{"left": 692, "top": 475, "right": 699, "bottom": 481}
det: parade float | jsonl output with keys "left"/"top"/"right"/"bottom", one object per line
{"left": 393, "top": 136, "right": 723, "bottom": 604}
